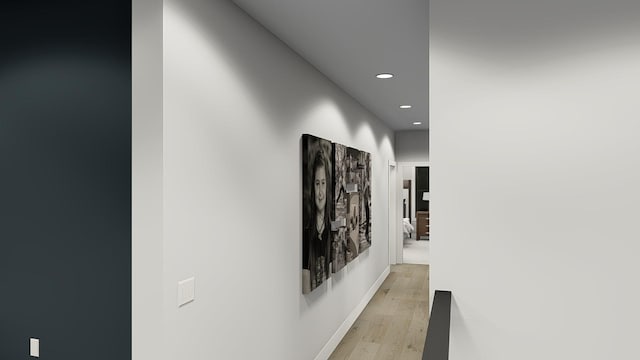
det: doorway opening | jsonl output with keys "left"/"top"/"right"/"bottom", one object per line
{"left": 396, "top": 162, "right": 429, "bottom": 265}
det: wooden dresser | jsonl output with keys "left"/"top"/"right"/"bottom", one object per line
{"left": 416, "top": 211, "right": 429, "bottom": 240}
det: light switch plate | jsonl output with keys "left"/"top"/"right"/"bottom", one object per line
{"left": 30, "top": 338, "right": 39, "bottom": 357}
{"left": 178, "top": 277, "right": 195, "bottom": 307}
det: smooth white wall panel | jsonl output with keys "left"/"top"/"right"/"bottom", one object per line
{"left": 160, "top": 1, "right": 395, "bottom": 359}
{"left": 430, "top": 0, "right": 640, "bottom": 359}
{"left": 132, "top": 1, "right": 164, "bottom": 359}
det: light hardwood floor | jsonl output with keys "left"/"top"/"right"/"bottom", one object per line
{"left": 329, "top": 264, "right": 429, "bottom": 360}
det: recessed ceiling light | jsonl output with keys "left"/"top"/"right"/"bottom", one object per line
{"left": 375, "top": 73, "right": 394, "bottom": 79}
{"left": 413, "top": 122, "right": 422, "bottom": 125}
{"left": 400, "top": 105, "right": 412, "bottom": 109}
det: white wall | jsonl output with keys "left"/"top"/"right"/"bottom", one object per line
{"left": 151, "top": 1, "right": 395, "bottom": 359}
{"left": 431, "top": 0, "right": 640, "bottom": 359}
{"left": 395, "top": 130, "right": 428, "bottom": 163}
{"left": 132, "top": 1, "right": 163, "bottom": 359}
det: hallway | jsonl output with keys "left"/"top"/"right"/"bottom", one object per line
{"left": 329, "top": 265, "right": 429, "bottom": 360}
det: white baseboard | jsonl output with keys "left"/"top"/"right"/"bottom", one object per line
{"left": 314, "top": 265, "right": 391, "bottom": 360}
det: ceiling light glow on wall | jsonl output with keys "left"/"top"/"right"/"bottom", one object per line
{"left": 400, "top": 105, "right": 412, "bottom": 109}
{"left": 375, "top": 73, "right": 394, "bottom": 79}
{"left": 413, "top": 122, "right": 422, "bottom": 125}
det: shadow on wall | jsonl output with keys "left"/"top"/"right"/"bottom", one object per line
{"left": 449, "top": 295, "right": 479, "bottom": 359}
{"left": 165, "top": 0, "right": 392, "bottom": 148}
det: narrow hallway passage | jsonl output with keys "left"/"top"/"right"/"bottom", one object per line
{"left": 403, "top": 238, "right": 430, "bottom": 265}
{"left": 329, "top": 265, "right": 429, "bottom": 360}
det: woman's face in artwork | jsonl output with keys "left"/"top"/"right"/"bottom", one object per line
{"left": 314, "top": 165, "right": 327, "bottom": 213}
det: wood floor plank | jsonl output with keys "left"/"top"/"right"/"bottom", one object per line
{"left": 373, "top": 343, "right": 403, "bottom": 360}
{"left": 329, "top": 265, "right": 430, "bottom": 360}
{"left": 400, "top": 314, "right": 427, "bottom": 355}
{"left": 331, "top": 318, "right": 372, "bottom": 360}
{"left": 362, "top": 315, "right": 392, "bottom": 343}
{"left": 348, "top": 342, "right": 381, "bottom": 360}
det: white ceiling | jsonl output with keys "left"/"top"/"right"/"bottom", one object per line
{"left": 232, "top": 0, "right": 428, "bottom": 131}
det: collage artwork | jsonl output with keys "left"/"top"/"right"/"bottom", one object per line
{"left": 302, "top": 134, "right": 371, "bottom": 294}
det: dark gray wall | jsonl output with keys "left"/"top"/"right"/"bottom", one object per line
{"left": 0, "top": 1, "right": 131, "bottom": 359}
{"left": 395, "top": 130, "right": 429, "bottom": 163}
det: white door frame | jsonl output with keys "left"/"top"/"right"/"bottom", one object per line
{"left": 388, "top": 161, "right": 397, "bottom": 265}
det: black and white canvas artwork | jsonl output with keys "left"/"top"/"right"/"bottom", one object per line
{"left": 302, "top": 134, "right": 333, "bottom": 294}
{"left": 302, "top": 135, "right": 371, "bottom": 294}
{"left": 345, "top": 146, "right": 363, "bottom": 260}
{"left": 331, "top": 143, "right": 349, "bottom": 273}
{"left": 348, "top": 192, "right": 360, "bottom": 257}
{"left": 359, "top": 151, "right": 372, "bottom": 253}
